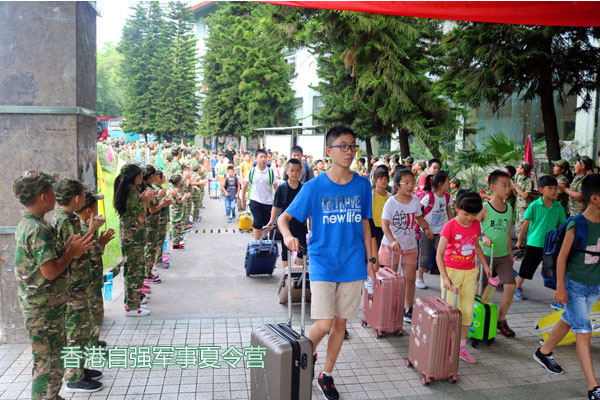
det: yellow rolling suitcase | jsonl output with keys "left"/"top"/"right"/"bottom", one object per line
{"left": 536, "top": 301, "right": 600, "bottom": 345}
{"left": 238, "top": 211, "right": 253, "bottom": 232}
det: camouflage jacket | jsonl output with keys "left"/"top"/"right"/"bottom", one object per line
{"left": 515, "top": 175, "right": 533, "bottom": 210}
{"left": 569, "top": 174, "right": 586, "bottom": 216}
{"left": 557, "top": 174, "right": 570, "bottom": 212}
{"left": 120, "top": 187, "right": 146, "bottom": 246}
{"left": 169, "top": 183, "right": 185, "bottom": 221}
{"left": 54, "top": 208, "right": 89, "bottom": 292}
{"left": 14, "top": 211, "right": 67, "bottom": 316}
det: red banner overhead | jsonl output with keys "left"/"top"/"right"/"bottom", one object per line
{"left": 263, "top": 1, "right": 600, "bottom": 27}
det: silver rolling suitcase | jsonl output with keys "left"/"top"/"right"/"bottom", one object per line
{"left": 251, "top": 249, "right": 313, "bottom": 400}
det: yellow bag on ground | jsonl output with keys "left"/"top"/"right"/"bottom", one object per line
{"left": 536, "top": 301, "right": 600, "bottom": 346}
{"left": 238, "top": 211, "right": 253, "bottom": 231}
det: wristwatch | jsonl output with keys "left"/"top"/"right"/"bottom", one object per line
{"left": 367, "top": 257, "right": 376, "bottom": 264}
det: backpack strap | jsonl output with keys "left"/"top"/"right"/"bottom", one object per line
{"left": 422, "top": 191, "right": 435, "bottom": 216}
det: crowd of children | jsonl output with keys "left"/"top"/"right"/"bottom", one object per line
{"left": 12, "top": 135, "right": 600, "bottom": 399}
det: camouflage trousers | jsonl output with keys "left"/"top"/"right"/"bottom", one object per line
{"left": 87, "top": 264, "right": 104, "bottom": 347}
{"left": 185, "top": 197, "right": 192, "bottom": 222}
{"left": 123, "top": 244, "right": 145, "bottom": 310}
{"left": 154, "top": 224, "right": 168, "bottom": 264}
{"left": 172, "top": 217, "right": 185, "bottom": 246}
{"left": 191, "top": 190, "right": 203, "bottom": 221}
{"left": 145, "top": 228, "right": 158, "bottom": 278}
{"left": 64, "top": 290, "right": 91, "bottom": 383}
{"left": 25, "top": 307, "right": 66, "bottom": 400}
{"left": 515, "top": 206, "right": 528, "bottom": 247}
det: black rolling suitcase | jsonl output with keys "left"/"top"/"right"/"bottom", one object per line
{"left": 250, "top": 249, "right": 313, "bottom": 400}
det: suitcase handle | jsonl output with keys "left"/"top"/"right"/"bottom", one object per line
{"left": 443, "top": 287, "right": 459, "bottom": 308}
{"left": 259, "top": 225, "right": 276, "bottom": 254}
{"left": 390, "top": 251, "right": 403, "bottom": 322}
{"left": 478, "top": 243, "right": 494, "bottom": 297}
{"left": 287, "top": 246, "right": 308, "bottom": 336}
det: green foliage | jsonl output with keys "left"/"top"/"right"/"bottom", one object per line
{"left": 97, "top": 42, "right": 124, "bottom": 116}
{"left": 442, "top": 23, "right": 600, "bottom": 161}
{"left": 200, "top": 3, "right": 295, "bottom": 138}
{"left": 118, "top": 1, "right": 198, "bottom": 141}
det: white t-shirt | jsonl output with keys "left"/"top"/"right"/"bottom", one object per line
{"left": 245, "top": 166, "right": 274, "bottom": 205}
{"left": 420, "top": 192, "right": 453, "bottom": 234}
{"left": 381, "top": 195, "right": 422, "bottom": 250}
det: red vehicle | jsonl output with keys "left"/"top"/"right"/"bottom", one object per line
{"left": 96, "top": 116, "right": 112, "bottom": 140}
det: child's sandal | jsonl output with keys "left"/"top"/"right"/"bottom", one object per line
{"left": 497, "top": 320, "right": 515, "bottom": 338}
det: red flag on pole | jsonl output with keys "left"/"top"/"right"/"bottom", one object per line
{"left": 525, "top": 135, "right": 535, "bottom": 176}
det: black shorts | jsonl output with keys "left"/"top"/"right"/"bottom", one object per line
{"left": 518, "top": 245, "right": 544, "bottom": 280}
{"left": 369, "top": 219, "right": 384, "bottom": 248}
{"left": 249, "top": 200, "right": 272, "bottom": 230}
{"left": 281, "top": 230, "right": 308, "bottom": 262}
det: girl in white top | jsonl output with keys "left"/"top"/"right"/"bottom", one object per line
{"left": 379, "top": 168, "right": 433, "bottom": 322}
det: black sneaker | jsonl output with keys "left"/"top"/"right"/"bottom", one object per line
{"left": 65, "top": 378, "right": 103, "bottom": 393}
{"left": 589, "top": 386, "right": 600, "bottom": 400}
{"left": 404, "top": 308, "right": 413, "bottom": 324}
{"left": 84, "top": 369, "right": 102, "bottom": 381}
{"left": 533, "top": 348, "right": 564, "bottom": 374}
{"left": 344, "top": 329, "right": 350, "bottom": 340}
{"left": 97, "top": 340, "right": 107, "bottom": 348}
{"left": 317, "top": 373, "right": 339, "bottom": 400}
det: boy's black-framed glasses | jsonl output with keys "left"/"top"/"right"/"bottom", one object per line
{"left": 328, "top": 144, "right": 359, "bottom": 152}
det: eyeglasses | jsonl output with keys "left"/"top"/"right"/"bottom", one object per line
{"left": 399, "top": 181, "right": 415, "bottom": 186}
{"left": 329, "top": 144, "right": 358, "bottom": 152}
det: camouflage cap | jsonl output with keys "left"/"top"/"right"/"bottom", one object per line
{"left": 142, "top": 164, "right": 157, "bottom": 176}
{"left": 54, "top": 178, "right": 85, "bottom": 202}
{"left": 553, "top": 159, "right": 570, "bottom": 170}
{"left": 13, "top": 170, "right": 57, "bottom": 204}
{"left": 80, "top": 189, "right": 104, "bottom": 210}
{"left": 171, "top": 145, "right": 181, "bottom": 156}
{"left": 191, "top": 149, "right": 199, "bottom": 156}
{"left": 169, "top": 173, "right": 183, "bottom": 184}
{"left": 404, "top": 156, "right": 414, "bottom": 164}
{"left": 577, "top": 155, "right": 595, "bottom": 171}
{"left": 120, "top": 163, "right": 142, "bottom": 181}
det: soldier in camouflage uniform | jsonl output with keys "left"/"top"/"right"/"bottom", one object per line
{"left": 75, "top": 190, "right": 115, "bottom": 349}
{"left": 168, "top": 173, "right": 190, "bottom": 249}
{"left": 182, "top": 164, "right": 194, "bottom": 226}
{"left": 54, "top": 178, "right": 106, "bottom": 391}
{"left": 114, "top": 164, "right": 152, "bottom": 316}
{"left": 511, "top": 162, "right": 534, "bottom": 251}
{"left": 449, "top": 177, "right": 461, "bottom": 219}
{"left": 355, "top": 157, "right": 368, "bottom": 176}
{"left": 189, "top": 150, "right": 205, "bottom": 222}
{"left": 13, "top": 171, "right": 95, "bottom": 399}
{"left": 165, "top": 145, "right": 183, "bottom": 179}
{"left": 154, "top": 171, "right": 172, "bottom": 268}
{"left": 560, "top": 156, "right": 595, "bottom": 216}
{"left": 553, "top": 159, "right": 571, "bottom": 216}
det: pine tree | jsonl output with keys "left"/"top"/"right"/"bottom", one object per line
{"left": 97, "top": 42, "right": 124, "bottom": 116}
{"left": 200, "top": 3, "right": 295, "bottom": 138}
{"left": 442, "top": 23, "right": 600, "bottom": 162}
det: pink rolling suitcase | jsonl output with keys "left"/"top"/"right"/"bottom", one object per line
{"left": 361, "top": 252, "right": 405, "bottom": 338}
{"left": 405, "top": 289, "right": 461, "bottom": 386}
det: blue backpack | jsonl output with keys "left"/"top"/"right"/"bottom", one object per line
{"left": 541, "top": 214, "right": 599, "bottom": 289}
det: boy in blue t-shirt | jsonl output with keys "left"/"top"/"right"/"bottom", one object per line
{"left": 534, "top": 174, "right": 600, "bottom": 400}
{"left": 279, "top": 126, "right": 375, "bottom": 400}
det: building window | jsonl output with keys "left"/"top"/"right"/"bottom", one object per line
{"left": 312, "top": 96, "right": 324, "bottom": 126}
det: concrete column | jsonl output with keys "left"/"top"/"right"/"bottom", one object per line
{"left": 0, "top": 1, "right": 96, "bottom": 343}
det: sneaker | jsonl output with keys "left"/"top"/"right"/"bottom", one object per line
{"left": 459, "top": 345, "right": 477, "bottom": 363}
{"left": 317, "top": 373, "right": 339, "bottom": 400}
{"left": 149, "top": 273, "right": 161, "bottom": 283}
{"left": 550, "top": 301, "right": 565, "bottom": 311}
{"left": 172, "top": 244, "right": 185, "bottom": 250}
{"left": 65, "top": 378, "right": 103, "bottom": 393}
{"left": 141, "top": 286, "right": 152, "bottom": 294}
{"left": 227, "top": 218, "right": 232, "bottom": 223}
{"left": 158, "top": 261, "right": 170, "bottom": 269}
{"left": 404, "top": 308, "right": 413, "bottom": 324}
{"left": 415, "top": 278, "right": 427, "bottom": 289}
{"left": 533, "top": 348, "right": 564, "bottom": 374}
{"left": 162, "top": 254, "right": 170, "bottom": 261}
{"left": 344, "top": 329, "right": 350, "bottom": 340}
{"left": 144, "top": 277, "right": 154, "bottom": 284}
{"left": 124, "top": 307, "right": 150, "bottom": 317}
{"left": 497, "top": 320, "right": 516, "bottom": 338}
{"left": 84, "top": 369, "right": 102, "bottom": 381}
{"left": 514, "top": 288, "right": 526, "bottom": 300}
{"left": 589, "top": 386, "right": 600, "bottom": 400}
{"left": 97, "top": 340, "right": 107, "bottom": 348}
{"left": 140, "top": 295, "right": 148, "bottom": 305}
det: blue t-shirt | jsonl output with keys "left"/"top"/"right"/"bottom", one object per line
{"left": 210, "top": 158, "right": 218, "bottom": 168}
{"left": 285, "top": 172, "right": 372, "bottom": 282}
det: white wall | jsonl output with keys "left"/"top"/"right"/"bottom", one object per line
{"left": 574, "top": 90, "right": 598, "bottom": 158}
{"left": 288, "top": 47, "right": 321, "bottom": 134}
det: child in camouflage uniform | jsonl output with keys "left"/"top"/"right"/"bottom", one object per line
{"left": 114, "top": 164, "right": 153, "bottom": 317}
{"left": 13, "top": 171, "right": 95, "bottom": 399}
{"left": 511, "top": 162, "right": 534, "bottom": 257}
{"left": 553, "top": 159, "right": 572, "bottom": 216}
{"left": 169, "top": 173, "right": 190, "bottom": 250}
{"left": 74, "top": 190, "right": 115, "bottom": 350}
{"left": 142, "top": 165, "right": 163, "bottom": 285}
{"left": 154, "top": 171, "right": 172, "bottom": 268}
{"left": 559, "top": 156, "right": 595, "bottom": 217}
{"left": 54, "top": 178, "right": 105, "bottom": 392}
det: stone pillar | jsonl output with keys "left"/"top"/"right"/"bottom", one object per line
{"left": 0, "top": 1, "right": 97, "bottom": 343}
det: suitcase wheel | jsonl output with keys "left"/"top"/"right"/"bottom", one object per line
{"left": 405, "top": 359, "right": 412, "bottom": 368}
{"left": 361, "top": 320, "right": 368, "bottom": 328}
{"left": 421, "top": 376, "right": 430, "bottom": 386}
{"left": 375, "top": 330, "right": 384, "bottom": 339}
{"left": 394, "top": 330, "right": 403, "bottom": 337}
{"left": 448, "top": 377, "right": 458, "bottom": 384}
{"left": 471, "top": 339, "right": 480, "bottom": 348}
{"left": 487, "top": 338, "right": 494, "bottom": 346}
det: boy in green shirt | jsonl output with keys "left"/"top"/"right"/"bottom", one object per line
{"left": 478, "top": 170, "right": 516, "bottom": 337}
{"left": 534, "top": 174, "right": 600, "bottom": 400}
{"left": 515, "top": 175, "right": 567, "bottom": 308}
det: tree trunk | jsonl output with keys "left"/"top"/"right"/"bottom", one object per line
{"left": 398, "top": 128, "right": 410, "bottom": 159}
{"left": 366, "top": 138, "right": 373, "bottom": 173}
{"left": 421, "top": 135, "right": 442, "bottom": 159}
{"left": 539, "top": 74, "right": 561, "bottom": 162}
